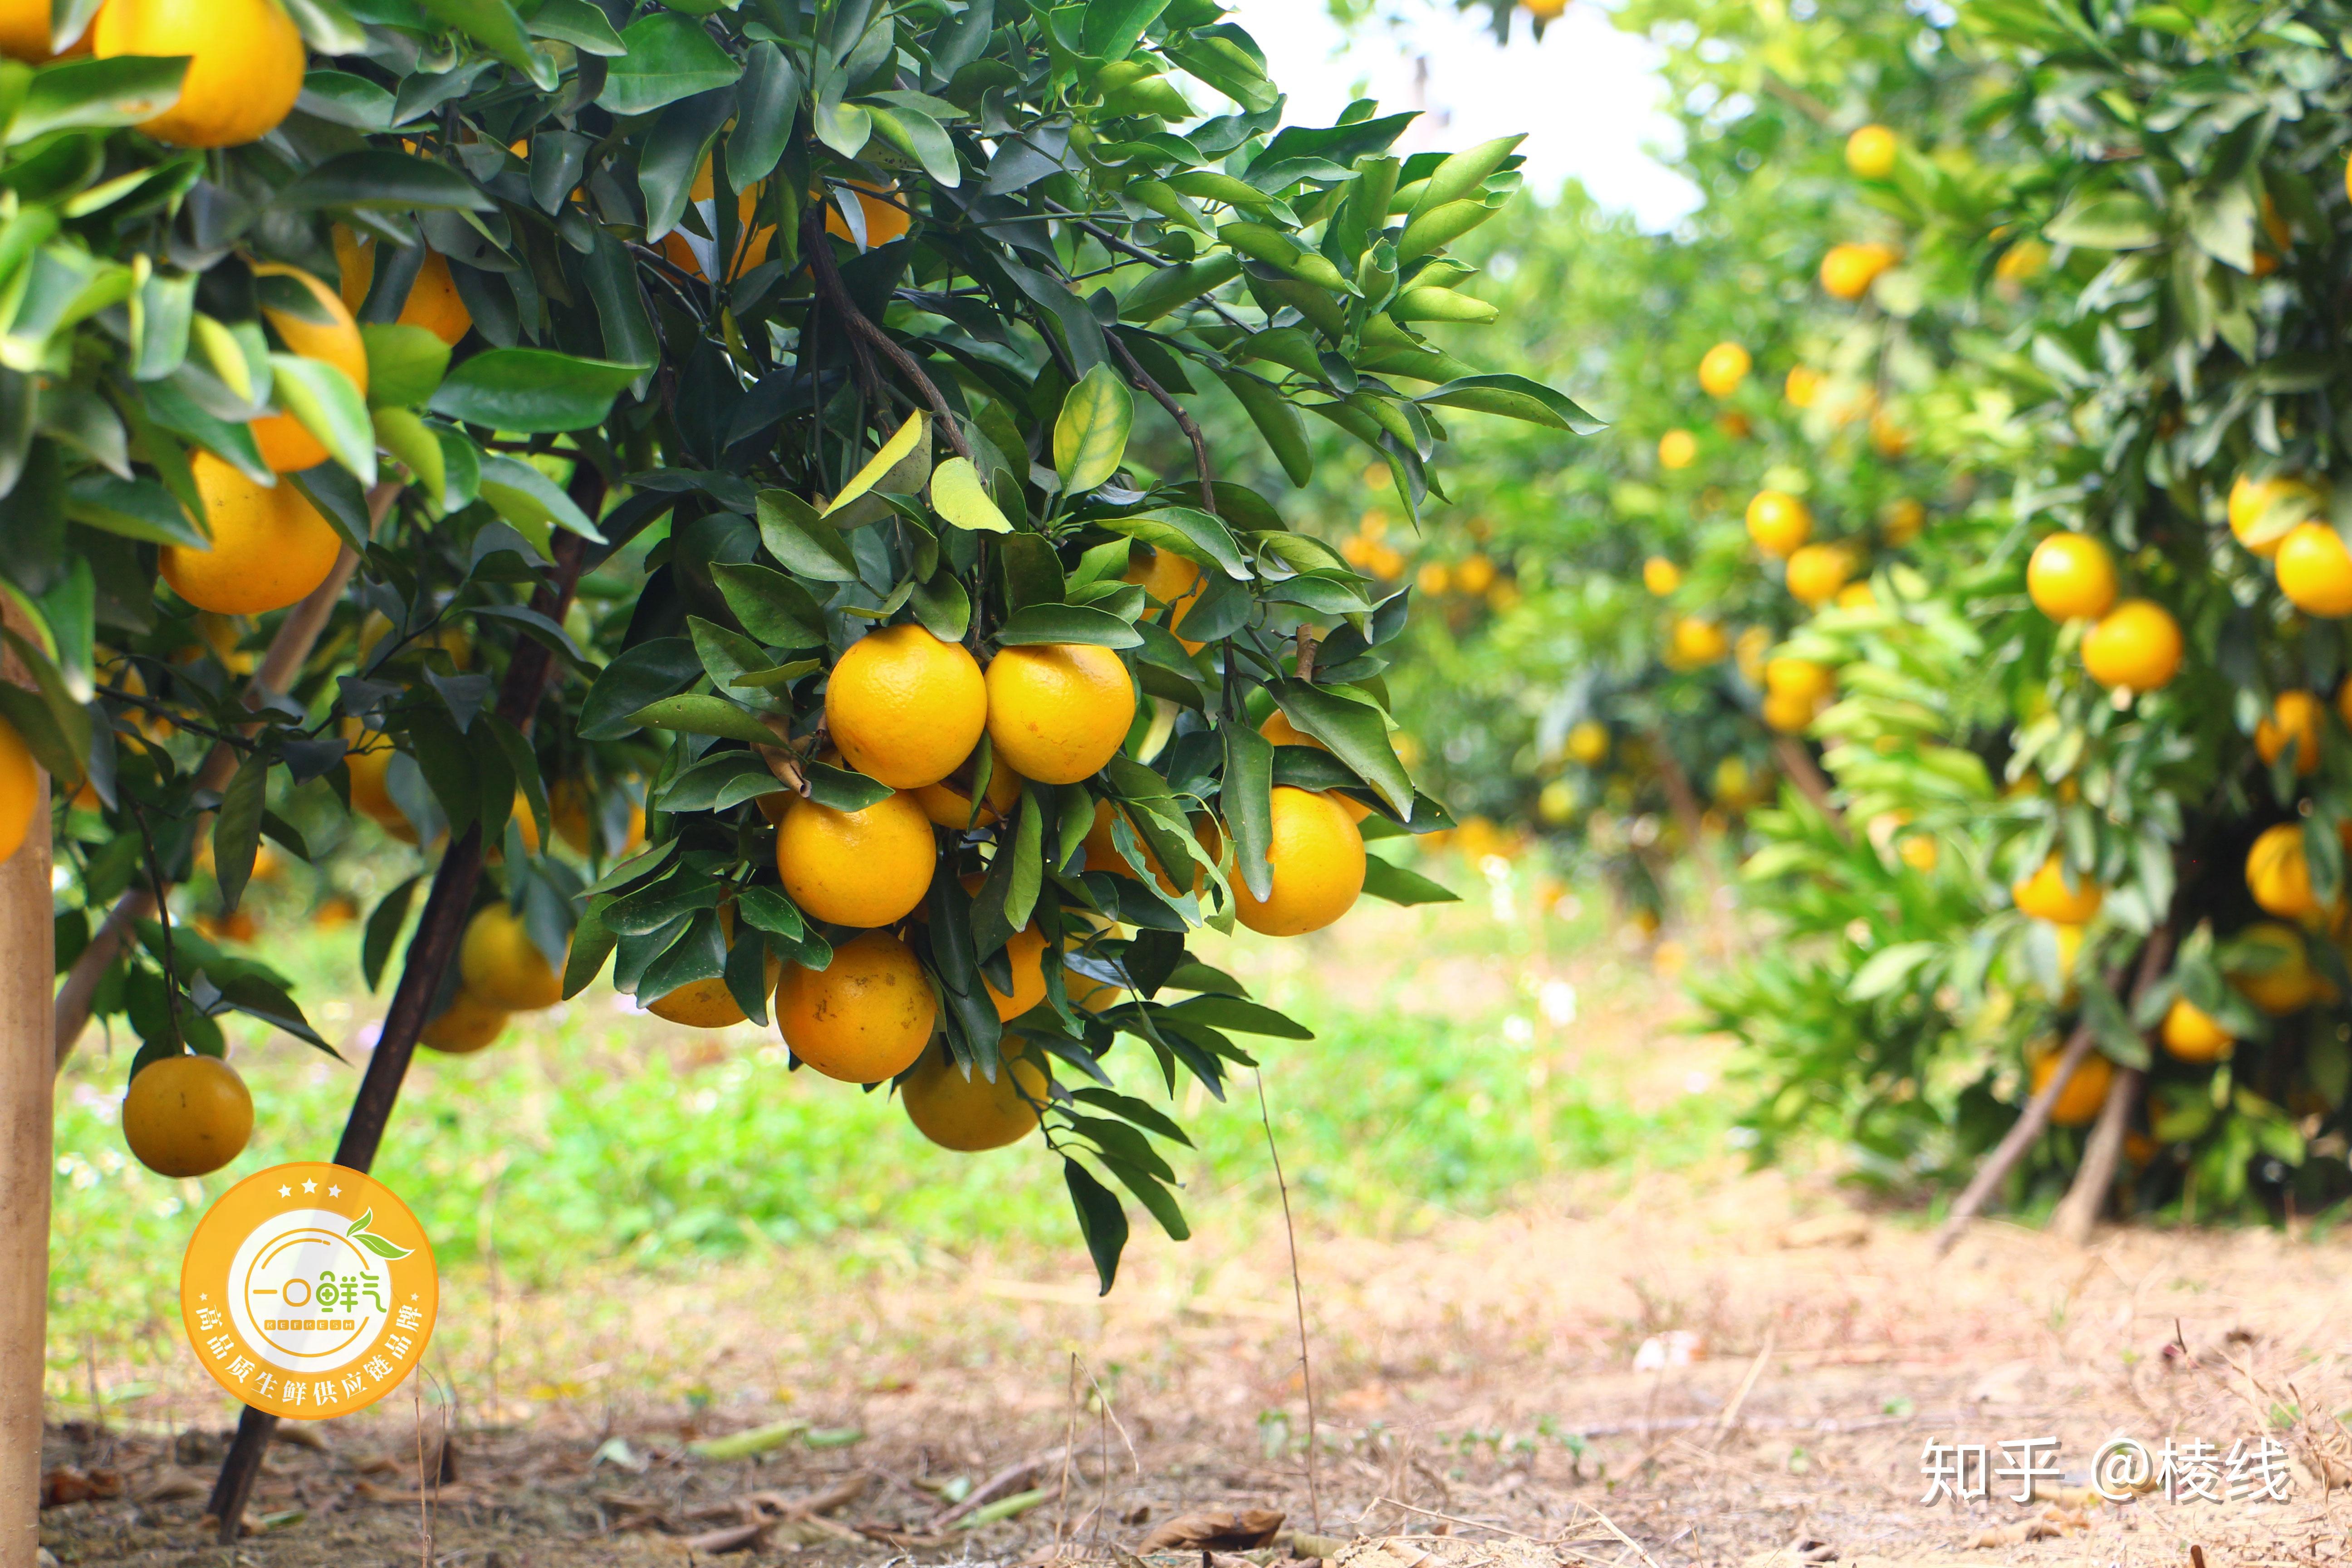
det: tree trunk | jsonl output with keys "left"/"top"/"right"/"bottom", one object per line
{"left": 2053, "top": 1065, "right": 2141, "bottom": 1246}
{"left": 207, "top": 516, "right": 595, "bottom": 1541}
{"left": 1, "top": 632, "right": 55, "bottom": 1568}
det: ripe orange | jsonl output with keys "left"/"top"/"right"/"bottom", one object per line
{"left": 248, "top": 264, "right": 369, "bottom": 473}
{"left": 984, "top": 926, "right": 1048, "bottom": 1021}
{"left": 334, "top": 229, "right": 474, "bottom": 347}
{"left": 341, "top": 722, "right": 415, "bottom": 842}
{"left": 774, "top": 929, "right": 935, "bottom": 1082}
{"left": 775, "top": 790, "right": 936, "bottom": 927}
{"left": 0, "top": 0, "right": 87, "bottom": 59}
{"left": 420, "top": 993, "right": 509, "bottom": 1054}
{"left": 1231, "top": 787, "right": 1365, "bottom": 936}
{"left": 1820, "top": 241, "right": 1898, "bottom": 300}
{"left": 1784, "top": 543, "right": 1852, "bottom": 608}
{"left": 1898, "top": 835, "right": 1939, "bottom": 872}
{"left": 1882, "top": 497, "right": 1926, "bottom": 545}
{"left": 901, "top": 1039, "right": 1048, "bottom": 1151}
{"left": 1868, "top": 408, "right": 1911, "bottom": 459}
{"left": 94, "top": 0, "right": 304, "bottom": 148}
{"left": 1064, "top": 966, "right": 1124, "bottom": 1013}
{"left": 820, "top": 181, "right": 912, "bottom": 247}
{"left": 1668, "top": 616, "right": 1728, "bottom": 666}
{"left": 2080, "top": 599, "right": 2182, "bottom": 692}
{"left": 1696, "top": 341, "right": 1750, "bottom": 398}
{"left": 2228, "top": 472, "right": 2326, "bottom": 558}
{"left": 2030, "top": 1047, "right": 2113, "bottom": 1128}
{"left": 1566, "top": 720, "right": 1609, "bottom": 766}
{"left": 1764, "top": 657, "right": 1835, "bottom": 704}
{"left": 1994, "top": 239, "right": 2050, "bottom": 284}
{"left": 985, "top": 643, "right": 1136, "bottom": 785}
{"left": 1643, "top": 556, "right": 1682, "bottom": 596}
{"left": 1845, "top": 124, "right": 1898, "bottom": 179}
{"left": 1656, "top": 430, "right": 1697, "bottom": 470}
{"left": 162, "top": 453, "right": 343, "bottom": 615}
{"left": 647, "top": 906, "right": 782, "bottom": 1027}
{"left": 660, "top": 160, "right": 772, "bottom": 280}
{"left": 1125, "top": 545, "right": 1209, "bottom": 653}
{"left": 0, "top": 714, "right": 36, "bottom": 862}
{"left": 2025, "top": 532, "right": 2117, "bottom": 621}
{"left": 2159, "top": 998, "right": 2234, "bottom": 1064}
{"left": 2230, "top": 923, "right": 2325, "bottom": 1014}
{"left": 1745, "top": 490, "right": 1812, "bottom": 557}
{"left": 913, "top": 748, "right": 1024, "bottom": 830}
{"left": 1784, "top": 365, "right": 1823, "bottom": 408}
{"left": 826, "top": 624, "right": 987, "bottom": 789}
{"left": 1455, "top": 555, "right": 1496, "bottom": 595}
{"left": 122, "top": 1054, "right": 253, "bottom": 1177}
{"left": 2255, "top": 691, "right": 2324, "bottom": 776}
{"left": 2275, "top": 523, "right": 2352, "bottom": 617}
{"left": 1260, "top": 711, "right": 1372, "bottom": 823}
{"left": 459, "top": 904, "right": 564, "bottom": 1011}
{"left": 2012, "top": 853, "right": 2102, "bottom": 924}
{"left": 2246, "top": 823, "right": 2320, "bottom": 919}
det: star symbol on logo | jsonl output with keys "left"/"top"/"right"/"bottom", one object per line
{"left": 302, "top": 1179, "right": 318, "bottom": 1194}
{"left": 278, "top": 1186, "right": 292, "bottom": 1198}
{"left": 328, "top": 1184, "right": 343, "bottom": 1197}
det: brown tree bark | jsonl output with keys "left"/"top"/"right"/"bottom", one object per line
{"left": 0, "top": 623, "right": 53, "bottom": 1568}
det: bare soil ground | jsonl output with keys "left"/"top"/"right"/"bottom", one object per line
{"left": 39, "top": 1163, "right": 2352, "bottom": 1568}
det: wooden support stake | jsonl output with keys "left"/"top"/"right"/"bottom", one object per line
{"left": 0, "top": 736, "right": 52, "bottom": 1568}
{"left": 207, "top": 516, "right": 594, "bottom": 1540}
{"left": 2053, "top": 1065, "right": 2141, "bottom": 1246}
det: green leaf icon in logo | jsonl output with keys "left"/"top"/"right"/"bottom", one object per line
{"left": 346, "top": 1207, "right": 414, "bottom": 1261}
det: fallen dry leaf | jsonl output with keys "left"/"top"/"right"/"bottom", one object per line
{"left": 1139, "top": 1506, "right": 1287, "bottom": 1552}
{"left": 1779, "top": 1211, "right": 1872, "bottom": 1249}
{"left": 39, "top": 1468, "right": 121, "bottom": 1508}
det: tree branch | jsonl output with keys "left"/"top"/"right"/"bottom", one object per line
{"left": 1107, "top": 330, "right": 1215, "bottom": 514}
{"left": 800, "top": 205, "right": 974, "bottom": 463}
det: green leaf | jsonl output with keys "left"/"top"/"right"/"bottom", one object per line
{"left": 756, "top": 489, "right": 859, "bottom": 580}
{"left": 1271, "top": 681, "right": 1410, "bottom": 816}
{"left": 1082, "top": 0, "right": 1171, "bottom": 60}
{"left": 477, "top": 454, "right": 604, "bottom": 545}
{"left": 428, "top": 348, "right": 643, "bottom": 433}
{"left": 525, "top": 0, "right": 626, "bottom": 54}
{"left": 1054, "top": 363, "right": 1133, "bottom": 494}
{"left": 2045, "top": 191, "right": 2162, "bottom": 250}
{"left": 712, "top": 563, "right": 825, "bottom": 649}
{"left": 1221, "top": 720, "right": 1273, "bottom": 901}
{"left": 265, "top": 354, "right": 376, "bottom": 484}
{"left": 600, "top": 11, "right": 743, "bottom": 116}
{"left": 1218, "top": 370, "right": 1310, "bottom": 487}
{"left": 823, "top": 410, "right": 929, "bottom": 523}
{"left": 802, "top": 761, "right": 894, "bottom": 812}
{"left": 1097, "top": 507, "right": 1250, "bottom": 580}
{"left": 275, "top": 151, "right": 495, "bottom": 211}
{"left": 1159, "top": 995, "right": 1311, "bottom": 1039}
{"left": 626, "top": 695, "right": 780, "bottom": 746}
{"left": 212, "top": 751, "right": 268, "bottom": 915}
{"left": 911, "top": 568, "right": 970, "bottom": 642}
{"left": 864, "top": 103, "right": 959, "bottom": 189}
{"left": 930, "top": 455, "right": 1013, "bottom": 532}
{"left": 361, "top": 874, "right": 421, "bottom": 992}
{"left": 725, "top": 42, "right": 798, "bottom": 186}
{"left": 280, "top": 0, "right": 370, "bottom": 53}
{"left": 1396, "top": 198, "right": 1498, "bottom": 262}
{"left": 1415, "top": 374, "right": 1604, "bottom": 434}
{"left": 417, "top": 0, "right": 556, "bottom": 88}
{"left": 360, "top": 324, "right": 450, "bottom": 409}
{"left": 1063, "top": 1157, "right": 1129, "bottom": 1295}
{"left": 1404, "top": 134, "right": 1523, "bottom": 222}
{"left": 1359, "top": 854, "right": 1457, "bottom": 907}
{"left": 995, "top": 604, "right": 1143, "bottom": 649}
{"left": 7, "top": 54, "right": 186, "bottom": 145}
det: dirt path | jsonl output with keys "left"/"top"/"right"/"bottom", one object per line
{"left": 39, "top": 1162, "right": 2352, "bottom": 1567}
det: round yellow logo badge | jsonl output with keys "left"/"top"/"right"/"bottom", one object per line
{"left": 179, "top": 1162, "right": 438, "bottom": 1421}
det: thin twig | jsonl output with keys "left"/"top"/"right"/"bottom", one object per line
{"left": 1053, "top": 1352, "right": 1079, "bottom": 1555}
{"left": 1255, "top": 1068, "right": 1320, "bottom": 1532}
{"left": 1294, "top": 626, "right": 1319, "bottom": 683}
{"left": 120, "top": 789, "right": 180, "bottom": 1040}
{"left": 801, "top": 204, "right": 974, "bottom": 462}
{"left": 1106, "top": 331, "right": 1215, "bottom": 513}
{"left": 1369, "top": 1497, "right": 1545, "bottom": 1543}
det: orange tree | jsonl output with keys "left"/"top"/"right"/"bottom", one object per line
{"left": 14, "top": 0, "right": 1585, "bottom": 1491}
{"left": 1380, "top": 0, "right": 2352, "bottom": 1228}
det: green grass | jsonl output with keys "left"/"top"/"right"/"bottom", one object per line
{"left": 48, "top": 859, "right": 1730, "bottom": 1370}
